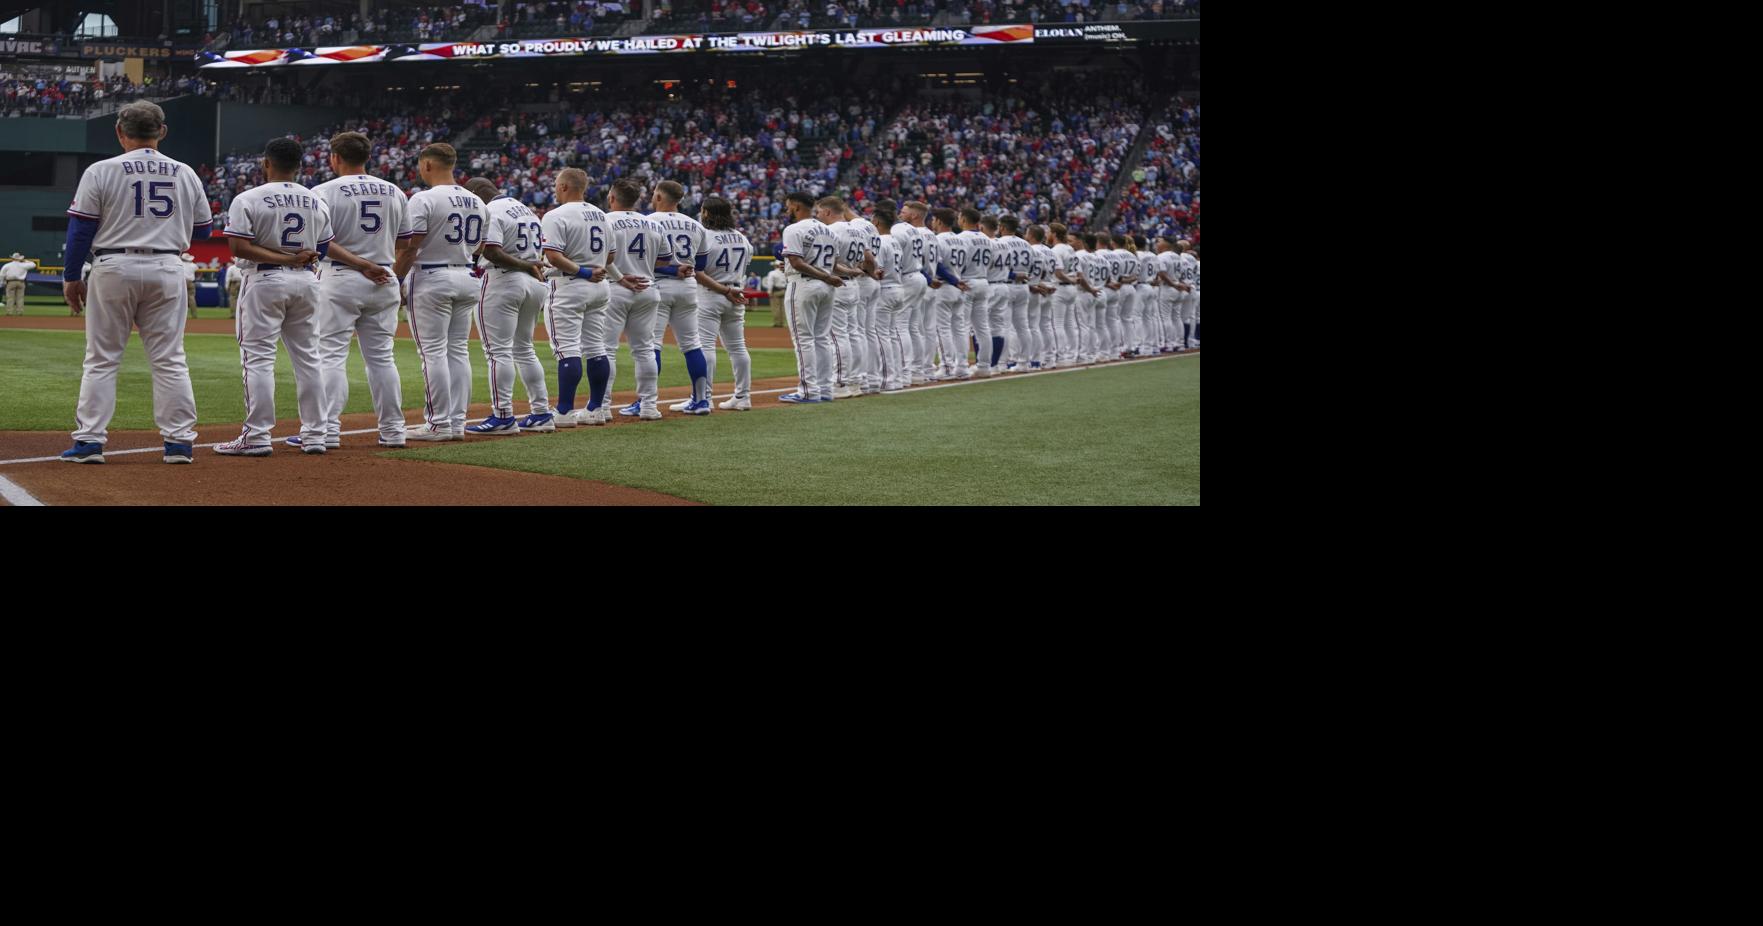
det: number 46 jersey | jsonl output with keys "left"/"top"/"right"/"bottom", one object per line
{"left": 311, "top": 173, "right": 412, "bottom": 266}
{"left": 408, "top": 183, "right": 490, "bottom": 265}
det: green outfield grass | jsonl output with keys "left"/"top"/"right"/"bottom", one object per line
{"left": 0, "top": 328, "right": 797, "bottom": 432}
{"left": 394, "top": 358, "right": 1201, "bottom": 506}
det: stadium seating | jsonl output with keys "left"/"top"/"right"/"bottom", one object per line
{"left": 1107, "top": 97, "right": 1199, "bottom": 243}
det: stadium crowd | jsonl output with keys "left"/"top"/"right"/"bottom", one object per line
{"left": 2, "top": 69, "right": 214, "bottom": 118}
{"left": 203, "top": 2, "right": 638, "bottom": 49}
{"left": 1109, "top": 98, "right": 1199, "bottom": 244}
{"left": 842, "top": 72, "right": 1144, "bottom": 230}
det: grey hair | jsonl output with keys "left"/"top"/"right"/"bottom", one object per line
{"left": 117, "top": 101, "right": 166, "bottom": 140}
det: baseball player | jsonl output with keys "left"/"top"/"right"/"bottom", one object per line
{"left": 856, "top": 204, "right": 886, "bottom": 394}
{"left": 306, "top": 131, "right": 409, "bottom": 449}
{"left": 826, "top": 203, "right": 872, "bottom": 398}
{"left": 539, "top": 167, "right": 623, "bottom": 425}
{"left": 1077, "top": 233, "right": 1108, "bottom": 364}
{"left": 931, "top": 207, "right": 971, "bottom": 379}
{"left": 602, "top": 177, "right": 669, "bottom": 420}
{"left": 954, "top": 208, "right": 997, "bottom": 376}
{"left": 1119, "top": 235, "right": 1143, "bottom": 357}
{"left": 1024, "top": 225, "right": 1058, "bottom": 369}
{"left": 646, "top": 180, "right": 710, "bottom": 413}
{"left": 1172, "top": 239, "right": 1199, "bottom": 350}
{"left": 181, "top": 252, "right": 198, "bottom": 318}
{"left": 1047, "top": 223, "right": 1078, "bottom": 367}
{"left": 916, "top": 211, "right": 945, "bottom": 381}
{"left": 764, "top": 263, "right": 787, "bottom": 325}
{"left": 392, "top": 142, "right": 489, "bottom": 440}
{"left": 3, "top": 252, "right": 34, "bottom": 315}
{"left": 978, "top": 215, "right": 1012, "bottom": 372}
{"left": 225, "top": 259, "right": 241, "bottom": 318}
{"left": 889, "top": 202, "right": 927, "bottom": 384}
{"left": 1153, "top": 237, "right": 1180, "bottom": 352}
{"left": 462, "top": 176, "right": 555, "bottom": 434}
{"left": 59, "top": 101, "right": 211, "bottom": 465}
{"left": 1187, "top": 249, "right": 1201, "bottom": 349}
{"left": 683, "top": 195, "right": 755, "bottom": 410}
{"left": 996, "top": 215, "right": 1034, "bottom": 371}
{"left": 213, "top": 137, "right": 333, "bottom": 457}
{"left": 776, "top": 192, "right": 846, "bottom": 404}
{"left": 869, "top": 207, "right": 908, "bottom": 391}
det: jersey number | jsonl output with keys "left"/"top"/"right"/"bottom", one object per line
{"left": 444, "top": 214, "right": 483, "bottom": 246}
{"left": 514, "top": 221, "right": 542, "bottom": 253}
{"left": 672, "top": 234, "right": 694, "bottom": 260}
{"left": 281, "top": 213, "right": 305, "bottom": 248}
{"left": 630, "top": 234, "right": 646, "bottom": 261}
{"left": 809, "top": 243, "right": 833, "bottom": 269}
{"left": 715, "top": 247, "right": 747, "bottom": 275}
{"left": 131, "top": 181, "right": 174, "bottom": 218}
{"left": 359, "top": 200, "right": 382, "bottom": 234}
{"left": 589, "top": 227, "right": 604, "bottom": 254}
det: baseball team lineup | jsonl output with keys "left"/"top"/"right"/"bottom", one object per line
{"left": 53, "top": 100, "right": 1200, "bottom": 466}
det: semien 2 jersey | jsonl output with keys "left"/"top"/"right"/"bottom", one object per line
{"left": 68, "top": 147, "right": 211, "bottom": 251}
{"left": 311, "top": 173, "right": 410, "bottom": 266}
{"left": 222, "top": 181, "right": 334, "bottom": 272}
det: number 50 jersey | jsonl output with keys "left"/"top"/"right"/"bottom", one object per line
{"left": 311, "top": 173, "right": 412, "bottom": 266}
{"left": 408, "top": 183, "right": 490, "bottom": 265}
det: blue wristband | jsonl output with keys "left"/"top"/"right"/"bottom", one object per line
{"left": 575, "top": 265, "right": 596, "bottom": 280}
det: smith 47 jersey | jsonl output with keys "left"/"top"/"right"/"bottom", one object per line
{"left": 696, "top": 228, "right": 754, "bottom": 287}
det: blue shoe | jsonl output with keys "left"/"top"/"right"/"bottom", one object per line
{"left": 60, "top": 441, "right": 104, "bottom": 464}
{"left": 1030, "top": 361, "right": 1042, "bottom": 369}
{"left": 517, "top": 413, "right": 556, "bottom": 433}
{"left": 163, "top": 442, "right": 194, "bottom": 464}
{"left": 616, "top": 401, "right": 643, "bottom": 417}
{"left": 285, "top": 435, "right": 302, "bottom": 447}
{"left": 778, "top": 393, "right": 812, "bottom": 404}
{"left": 813, "top": 396, "right": 836, "bottom": 402}
{"left": 466, "top": 415, "right": 519, "bottom": 434}
{"left": 681, "top": 398, "right": 711, "bottom": 416}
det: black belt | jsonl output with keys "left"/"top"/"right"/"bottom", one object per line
{"left": 95, "top": 248, "right": 179, "bottom": 256}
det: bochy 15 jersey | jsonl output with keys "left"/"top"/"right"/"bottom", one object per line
{"left": 67, "top": 147, "right": 212, "bottom": 252}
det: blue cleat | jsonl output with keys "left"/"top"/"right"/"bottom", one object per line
{"left": 680, "top": 398, "right": 711, "bottom": 416}
{"left": 60, "top": 441, "right": 104, "bottom": 464}
{"left": 466, "top": 415, "right": 519, "bottom": 434}
{"left": 778, "top": 393, "right": 812, "bottom": 404}
{"left": 616, "top": 401, "right": 643, "bottom": 417}
{"left": 163, "top": 442, "right": 194, "bottom": 464}
{"left": 516, "top": 413, "right": 556, "bottom": 433}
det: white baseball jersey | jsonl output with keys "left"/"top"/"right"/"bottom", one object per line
{"left": 539, "top": 201, "right": 613, "bottom": 271}
{"left": 605, "top": 210, "right": 669, "bottom": 279}
{"left": 1157, "top": 249, "right": 1180, "bottom": 284}
{"left": 1139, "top": 252, "right": 1160, "bottom": 285}
{"left": 890, "top": 222, "right": 924, "bottom": 277}
{"left": 481, "top": 196, "right": 545, "bottom": 265}
{"left": 1177, "top": 252, "right": 1200, "bottom": 285}
{"left": 1052, "top": 242, "right": 1077, "bottom": 280}
{"left": 939, "top": 231, "right": 971, "bottom": 279}
{"left": 221, "top": 181, "right": 334, "bottom": 271}
{"left": 312, "top": 173, "right": 411, "bottom": 266}
{"left": 917, "top": 226, "right": 939, "bottom": 282}
{"left": 1081, "top": 251, "right": 1108, "bottom": 285}
{"left": 875, "top": 233, "right": 902, "bottom": 286}
{"left": 835, "top": 219, "right": 869, "bottom": 274}
{"left": 68, "top": 147, "right": 211, "bottom": 251}
{"left": 779, "top": 218, "right": 837, "bottom": 279}
{"left": 958, "top": 230, "right": 991, "bottom": 281}
{"left": 408, "top": 184, "right": 490, "bottom": 265}
{"left": 987, "top": 234, "right": 1015, "bottom": 282}
{"left": 1000, "top": 236, "right": 1033, "bottom": 282}
{"left": 650, "top": 211, "right": 707, "bottom": 279}
{"left": 697, "top": 228, "right": 754, "bottom": 287}
{"left": 1028, "top": 244, "right": 1055, "bottom": 285}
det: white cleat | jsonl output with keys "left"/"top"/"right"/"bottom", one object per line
{"left": 404, "top": 424, "right": 459, "bottom": 442}
{"left": 552, "top": 409, "right": 578, "bottom": 428}
{"left": 638, "top": 407, "right": 663, "bottom": 420}
{"left": 719, "top": 396, "right": 751, "bottom": 411}
{"left": 669, "top": 398, "right": 694, "bottom": 412}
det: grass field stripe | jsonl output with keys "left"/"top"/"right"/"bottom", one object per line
{"left": 0, "top": 351, "right": 1196, "bottom": 465}
{"left": 0, "top": 474, "right": 47, "bottom": 506}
